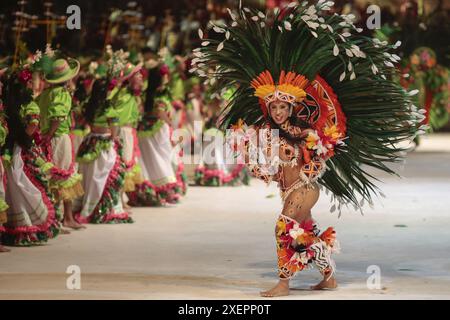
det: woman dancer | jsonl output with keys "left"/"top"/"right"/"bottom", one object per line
{"left": 37, "top": 57, "right": 84, "bottom": 230}
{"left": 112, "top": 62, "right": 144, "bottom": 206}
{"left": 193, "top": 2, "right": 422, "bottom": 296}
{"left": 2, "top": 69, "right": 61, "bottom": 246}
{"left": 75, "top": 78, "right": 132, "bottom": 224}
{"left": 130, "top": 64, "right": 183, "bottom": 205}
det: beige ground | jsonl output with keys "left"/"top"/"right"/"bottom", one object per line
{"left": 1, "top": 140, "right": 450, "bottom": 300}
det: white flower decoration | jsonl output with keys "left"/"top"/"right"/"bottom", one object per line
{"left": 289, "top": 224, "right": 304, "bottom": 240}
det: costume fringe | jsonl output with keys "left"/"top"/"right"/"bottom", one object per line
{"left": 55, "top": 176, "right": 84, "bottom": 202}
{"left": 123, "top": 164, "right": 144, "bottom": 192}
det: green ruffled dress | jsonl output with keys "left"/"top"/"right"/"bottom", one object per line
{"left": 128, "top": 92, "right": 184, "bottom": 206}
{"left": 37, "top": 86, "right": 84, "bottom": 201}
{"left": 2, "top": 101, "right": 61, "bottom": 246}
{"left": 75, "top": 103, "right": 133, "bottom": 224}
{"left": 110, "top": 87, "right": 143, "bottom": 192}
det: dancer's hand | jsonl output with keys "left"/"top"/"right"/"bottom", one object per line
{"left": 299, "top": 129, "right": 314, "bottom": 139}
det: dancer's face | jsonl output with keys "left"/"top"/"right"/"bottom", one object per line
{"left": 192, "top": 84, "right": 202, "bottom": 96}
{"left": 32, "top": 72, "right": 45, "bottom": 96}
{"left": 269, "top": 100, "right": 290, "bottom": 125}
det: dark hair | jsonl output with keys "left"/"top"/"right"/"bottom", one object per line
{"left": 73, "top": 76, "right": 88, "bottom": 104}
{"left": 84, "top": 79, "right": 109, "bottom": 125}
{"left": 143, "top": 67, "right": 163, "bottom": 114}
{"left": 141, "top": 47, "right": 155, "bottom": 55}
{"left": 3, "top": 74, "right": 33, "bottom": 150}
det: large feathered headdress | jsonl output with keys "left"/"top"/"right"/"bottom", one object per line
{"left": 191, "top": 0, "right": 425, "bottom": 212}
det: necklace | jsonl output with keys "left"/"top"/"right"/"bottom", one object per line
{"left": 280, "top": 121, "right": 303, "bottom": 138}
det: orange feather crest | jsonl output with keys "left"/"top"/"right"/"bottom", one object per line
{"left": 251, "top": 70, "right": 309, "bottom": 104}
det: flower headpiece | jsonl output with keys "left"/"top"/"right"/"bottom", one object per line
{"left": 105, "top": 45, "right": 130, "bottom": 78}
{"left": 27, "top": 44, "right": 58, "bottom": 75}
{"left": 18, "top": 68, "right": 32, "bottom": 85}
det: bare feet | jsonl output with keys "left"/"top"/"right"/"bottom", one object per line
{"left": 0, "top": 245, "right": 11, "bottom": 253}
{"left": 59, "top": 228, "right": 71, "bottom": 235}
{"left": 311, "top": 275, "right": 338, "bottom": 290}
{"left": 63, "top": 201, "right": 85, "bottom": 229}
{"left": 167, "top": 198, "right": 179, "bottom": 205}
{"left": 260, "top": 280, "right": 290, "bottom": 297}
{"left": 123, "top": 202, "right": 132, "bottom": 210}
{"left": 63, "top": 219, "right": 86, "bottom": 230}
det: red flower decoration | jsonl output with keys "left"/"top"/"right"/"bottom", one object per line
{"left": 140, "top": 68, "right": 148, "bottom": 79}
{"left": 160, "top": 64, "right": 170, "bottom": 76}
{"left": 18, "top": 69, "right": 32, "bottom": 85}
{"left": 108, "top": 78, "right": 118, "bottom": 91}
{"left": 300, "top": 220, "right": 315, "bottom": 232}
{"left": 83, "top": 78, "right": 93, "bottom": 91}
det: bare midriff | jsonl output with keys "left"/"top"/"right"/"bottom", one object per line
{"left": 278, "top": 140, "right": 319, "bottom": 221}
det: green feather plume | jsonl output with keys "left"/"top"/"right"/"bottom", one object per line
{"left": 191, "top": 0, "right": 423, "bottom": 211}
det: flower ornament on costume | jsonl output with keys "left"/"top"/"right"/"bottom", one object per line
{"left": 159, "top": 64, "right": 170, "bottom": 77}
{"left": 29, "top": 50, "right": 42, "bottom": 65}
{"left": 275, "top": 215, "right": 332, "bottom": 276}
{"left": 88, "top": 61, "right": 99, "bottom": 75}
{"left": 18, "top": 69, "right": 32, "bottom": 85}
{"left": 288, "top": 223, "right": 305, "bottom": 240}
{"left": 102, "top": 46, "right": 133, "bottom": 91}
{"left": 44, "top": 43, "right": 55, "bottom": 58}
{"left": 105, "top": 45, "right": 130, "bottom": 79}
{"left": 27, "top": 44, "right": 60, "bottom": 76}
{"left": 304, "top": 124, "right": 346, "bottom": 159}
{"left": 108, "top": 78, "right": 118, "bottom": 91}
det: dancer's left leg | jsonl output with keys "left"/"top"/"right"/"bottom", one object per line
{"left": 261, "top": 185, "right": 338, "bottom": 297}
{"left": 63, "top": 200, "right": 85, "bottom": 229}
